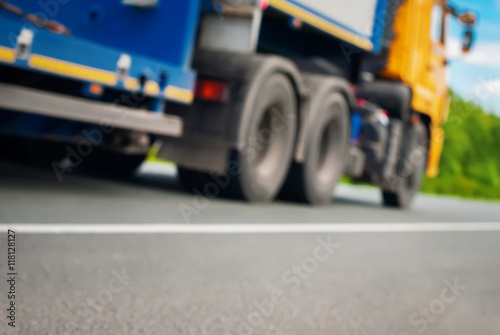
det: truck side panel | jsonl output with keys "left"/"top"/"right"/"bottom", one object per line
{"left": 267, "top": 0, "right": 388, "bottom": 52}
{"left": 0, "top": 1, "right": 201, "bottom": 104}
{"left": 5, "top": 0, "right": 201, "bottom": 67}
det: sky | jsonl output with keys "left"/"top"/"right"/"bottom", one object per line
{"left": 446, "top": 0, "right": 500, "bottom": 116}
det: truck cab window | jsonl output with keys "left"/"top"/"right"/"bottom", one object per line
{"left": 431, "top": 4, "right": 445, "bottom": 43}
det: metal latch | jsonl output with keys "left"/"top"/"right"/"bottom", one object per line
{"left": 16, "top": 29, "right": 33, "bottom": 60}
{"left": 117, "top": 54, "right": 132, "bottom": 80}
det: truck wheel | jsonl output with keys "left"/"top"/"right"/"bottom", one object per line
{"left": 230, "top": 72, "right": 297, "bottom": 202}
{"left": 282, "top": 91, "right": 349, "bottom": 204}
{"left": 382, "top": 122, "right": 428, "bottom": 208}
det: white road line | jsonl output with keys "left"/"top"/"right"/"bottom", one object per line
{"left": 0, "top": 223, "right": 500, "bottom": 234}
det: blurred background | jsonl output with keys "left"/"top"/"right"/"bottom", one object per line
{"left": 0, "top": 1, "right": 500, "bottom": 334}
{"left": 418, "top": 0, "right": 500, "bottom": 200}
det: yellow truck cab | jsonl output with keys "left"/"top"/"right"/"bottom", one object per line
{"left": 380, "top": 0, "right": 476, "bottom": 177}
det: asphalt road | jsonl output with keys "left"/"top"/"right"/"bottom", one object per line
{"left": 0, "top": 160, "right": 499, "bottom": 224}
{"left": 1, "top": 159, "right": 500, "bottom": 335}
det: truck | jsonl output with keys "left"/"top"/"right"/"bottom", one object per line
{"left": 0, "top": 0, "right": 476, "bottom": 207}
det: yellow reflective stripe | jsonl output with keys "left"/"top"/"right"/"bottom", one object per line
{"left": 267, "top": 0, "right": 373, "bottom": 51}
{"left": 0, "top": 46, "right": 16, "bottom": 64}
{"left": 124, "top": 77, "right": 140, "bottom": 90}
{"left": 29, "top": 54, "right": 117, "bottom": 86}
{"left": 165, "top": 86, "right": 194, "bottom": 104}
{"left": 126, "top": 77, "right": 191, "bottom": 102}
{"left": 125, "top": 77, "right": 161, "bottom": 96}
{"left": 26, "top": 54, "right": 193, "bottom": 104}
{"left": 144, "top": 81, "right": 160, "bottom": 96}
{"left": 125, "top": 77, "right": 193, "bottom": 103}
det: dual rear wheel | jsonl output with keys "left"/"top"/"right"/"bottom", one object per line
{"left": 179, "top": 73, "right": 350, "bottom": 204}
{"left": 281, "top": 78, "right": 349, "bottom": 204}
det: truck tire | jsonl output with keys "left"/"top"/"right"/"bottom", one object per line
{"left": 281, "top": 87, "right": 349, "bottom": 204}
{"left": 228, "top": 72, "right": 298, "bottom": 202}
{"left": 382, "top": 122, "right": 428, "bottom": 208}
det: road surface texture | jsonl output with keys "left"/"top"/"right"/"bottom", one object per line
{"left": 1, "top": 159, "right": 500, "bottom": 335}
{"left": 0, "top": 161, "right": 499, "bottom": 224}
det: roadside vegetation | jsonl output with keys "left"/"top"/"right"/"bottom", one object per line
{"left": 421, "top": 92, "right": 500, "bottom": 200}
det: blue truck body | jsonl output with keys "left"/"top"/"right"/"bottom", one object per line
{"left": 0, "top": 0, "right": 389, "bottom": 157}
{"left": 0, "top": 0, "right": 388, "bottom": 104}
{"left": 0, "top": 0, "right": 202, "bottom": 105}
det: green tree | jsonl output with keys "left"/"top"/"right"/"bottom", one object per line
{"left": 421, "top": 92, "right": 500, "bottom": 200}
